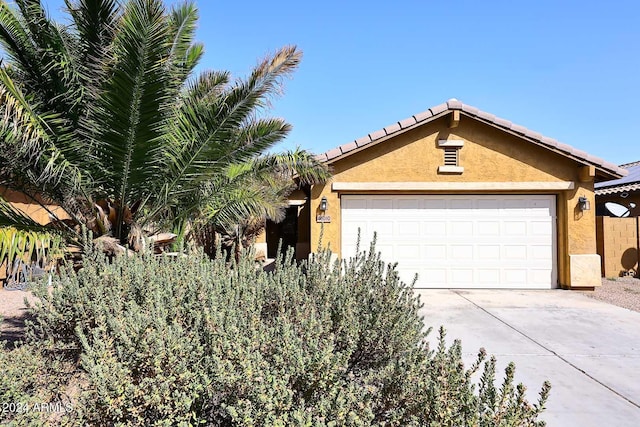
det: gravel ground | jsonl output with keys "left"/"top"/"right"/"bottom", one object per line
{"left": 578, "top": 276, "right": 640, "bottom": 313}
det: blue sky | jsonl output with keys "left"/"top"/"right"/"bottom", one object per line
{"left": 43, "top": 0, "right": 639, "bottom": 165}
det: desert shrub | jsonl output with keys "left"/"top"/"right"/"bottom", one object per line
{"left": 0, "top": 342, "right": 75, "bottom": 426}
{"left": 22, "top": 243, "right": 550, "bottom": 426}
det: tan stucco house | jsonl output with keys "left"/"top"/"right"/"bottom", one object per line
{"left": 263, "top": 99, "right": 626, "bottom": 290}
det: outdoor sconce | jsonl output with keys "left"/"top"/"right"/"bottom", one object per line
{"left": 319, "top": 196, "right": 328, "bottom": 212}
{"left": 578, "top": 196, "right": 590, "bottom": 211}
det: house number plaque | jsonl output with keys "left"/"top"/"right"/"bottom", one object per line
{"left": 316, "top": 215, "right": 331, "bottom": 223}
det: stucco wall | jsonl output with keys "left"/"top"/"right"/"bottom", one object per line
{"left": 309, "top": 115, "right": 599, "bottom": 289}
{"left": 0, "top": 186, "right": 69, "bottom": 225}
{"left": 1, "top": 187, "right": 71, "bottom": 283}
{"left": 596, "top": 216, "right": 639, "bottom": 277}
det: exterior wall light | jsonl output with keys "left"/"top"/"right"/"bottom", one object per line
{"left": 578, "top": 196, "right": 590, "bottom": 211}
{"left": 319, "top": 196, "right": 328, "bottom": 212}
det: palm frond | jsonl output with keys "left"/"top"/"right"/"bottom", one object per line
{"left": 167, "top": 1, "right": 200, "bottom": 79}
{"left": 7, "top": 0, "right": 82, "bottom": 120}
{"left": 64, "top": 0, "right": 119, "bottom": 62}
{"left": 201, "top": 182, "right": 290, "bottom": 233}
{"left": 250, "top": 148, "right": 332, "bottom": 185}
{"left": 64, "top": 0, "right": 119, "bottom": 107}
{"left": 0, "top": 67, "right": 88, "bottom": 199}
{"left": 0, "top": 2, "right": 38, "bottom": 74}
{"left": 89, "top": 0, "right": 173, "bottom": 223}
{"left": 156, "top": 48, "right": 301, "bottom": 215}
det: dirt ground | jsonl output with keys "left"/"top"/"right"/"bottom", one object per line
{"left": 0, "top": 288, "right": 40, "bottom": 345}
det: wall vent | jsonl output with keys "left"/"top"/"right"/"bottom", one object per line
{"left": 443, "top": 147, "right": 458, "bottom": 166}
{"left": 438, "top": 139, "right": 464, "bottom": 174}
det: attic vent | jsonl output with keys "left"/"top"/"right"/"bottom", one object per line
{"left": 443, "top": 147, "right": 458, "bottom": 166}
{"left": 437, "top": 139, "right": 464, "bottom": 174}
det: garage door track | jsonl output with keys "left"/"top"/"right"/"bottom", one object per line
{"left": 417, "top": 289, "right": 640, "bottom": 426}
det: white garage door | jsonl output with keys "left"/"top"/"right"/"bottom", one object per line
{"left": 341, "top": 194, "right": 557, "bottom": 289}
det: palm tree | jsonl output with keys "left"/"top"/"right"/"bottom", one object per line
{"left": 0, "top": 0, "right": 329, "bottom": 254}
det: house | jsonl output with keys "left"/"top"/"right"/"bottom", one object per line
{"left": 0, "top": 186, "right": 69, "bottom": 284}
{"left": 595, "top": 161, "right": 640, "bottom": 216}
{"left": 261, "top": 99, "right": 626, "bottom": 289}
{"left": 594, "top": 162, "right": 640, "bottom": 277}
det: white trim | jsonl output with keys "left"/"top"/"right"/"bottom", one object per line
{"left": 438, "top": 165, "right": 464, "bottom": 174}
{"left": 332, "top": 181, "right": 575, "bottom": 191}
{"left": 438, "top": 139, "right": 465, "bottom": 147}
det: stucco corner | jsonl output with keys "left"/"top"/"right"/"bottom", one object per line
{"left": 569, "top": 254, "right": 602, "bottom": 288}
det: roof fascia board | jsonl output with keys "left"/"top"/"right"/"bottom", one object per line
{"left": 324, "top": 110, "right": 450, "bottom": 165}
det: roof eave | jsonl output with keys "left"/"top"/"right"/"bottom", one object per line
{"left": 320, "top": 109, "right": 451, "bottom": 165}
{"left": 317, "top": 100, "right": 627, "bottom": 180}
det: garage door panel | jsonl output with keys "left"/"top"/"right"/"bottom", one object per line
{"left": 478, "top": 221, "right": 500, "bottom": 236}
{"left": 422, "top": 221, "right": 446, "bottom": 235}
{"left": 530, "top": 221, "right": 553, "bottom": 235}
{"left": 424, "top": 245, "right": 447, "bottom": 259}
{"left": 503, "top": 245, "right": 527, "bottom": 259}
{"left": 422, "top": 199, "right": 447, "bottom": 210}
{"left": 370, "top": 221, "right": 394, "bottom": 237}
{"left": 450, "top": 199, "right": 474, "bottom": 210}
{"left": 503, "top": 221, "right": 527, "bottom": 236}
{"left": 397, "top": 221, "right": 420, "bottom": 237}
{"left": 531, "top": 270, "right": 555, "bottom": 285}
{"left": 397, "top": 199, "right": 421, "bottom": 209}
{"left": 341, "top": 194, "right": 557, "bottom": 289}
{"left": 450, "top": 221, "right": 473, "bottom": 236}
{"left": 478, "top": 245, "right": 501, "bottom": 259}
{"left": 451, "top": 269, "right": 474, "bottom": 284}
{"left": 477, "top": 269, "right": 500, "bottom": 284}
{"left": 504, "top": 269, "right": 528, "bottom": 284}
{"left": 449, "top": 245, "right": 474, "bottom": 260}
{"left": 371, "top": 198, "right": 393, "bottom": 209}
{"left": 396, "top": 244, "right": 420, "bottom": 259}
{"left": 423, "top": 268, "right": 447, "bottom": 283}
{"left": 343, "top": 198, "right": 367, "bottom": 209}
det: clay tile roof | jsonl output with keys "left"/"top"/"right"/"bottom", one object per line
{"left": 339, "top": 141, "right": 357, "bottom": 154}
{"left": 399, "top": 116, "right": 417, "bottom": 129}
{"left": 354, "top": 135, "right": 372, "bottom": 147}
{"left": 318, "top": 99, "right": 627, "bottom": 180}
{"left": 595, "top": 161, "right": 640, "bottom": 195}
{"left": 384, "top": 122, "right": 402, "bottom": 135}
{"left": 429, "top": 102, "right": 448, "bottom": 115}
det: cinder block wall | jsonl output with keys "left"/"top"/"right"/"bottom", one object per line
{"left": 596, "top": 216, "right": 640, "bottom": 277}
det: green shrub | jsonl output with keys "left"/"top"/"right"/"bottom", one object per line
{"left": 0, "top": 342, "right": 75, "bottom": 426}
{"left": 19, "top": 243, "right": 550, "bottom": 426}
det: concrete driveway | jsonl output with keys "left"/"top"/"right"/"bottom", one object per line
{"left": 417, "top": 289, "right": 640, "bottom": 426}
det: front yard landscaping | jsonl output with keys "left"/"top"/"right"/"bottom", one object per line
{"left": 1, "top": 244, "right": 550, "bottom": 426}
{"left": 582, "top": 277, "right": 640, "bottom": 313}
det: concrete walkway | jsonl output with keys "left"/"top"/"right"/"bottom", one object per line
{"left": 417, "top": 289, "right": 640, "bottom": 426}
